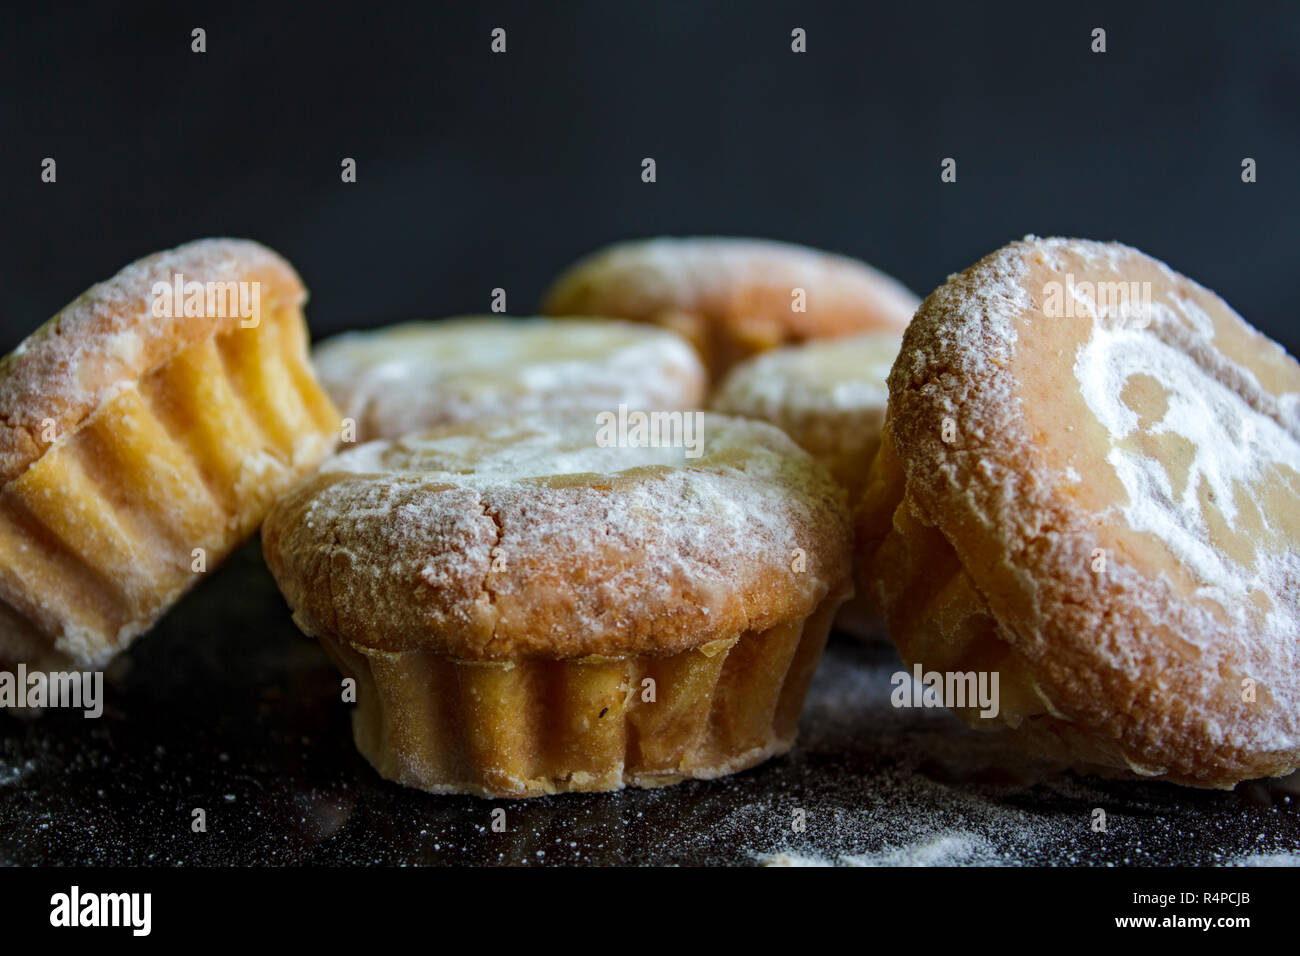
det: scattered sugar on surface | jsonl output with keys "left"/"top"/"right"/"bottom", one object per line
{"left": 727, "top": 640, "right": 1299, "bottom": 868}
{"left": 1, "top": 573, "right": 1296, "bottom": 866}
{"left": 1226, "top": 852, "right": 1299, "bottom": 867}
{"left": 760, "top": 832, "right": 1006, "bottom": 867}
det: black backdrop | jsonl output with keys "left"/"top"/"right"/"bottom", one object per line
{"left": 5, "top": 1, "right": 1298, "bottom": 354}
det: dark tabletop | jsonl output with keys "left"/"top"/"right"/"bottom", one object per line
{"left": 1, "top": 541, "right": 1296, "bottom": 867}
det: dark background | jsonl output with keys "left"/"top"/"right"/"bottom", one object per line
{"left": 3, "top": 1, "right": 1298, "bottom": 354}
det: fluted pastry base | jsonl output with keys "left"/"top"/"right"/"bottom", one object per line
{"left": 319, "top": 594, "right": 841, "bottom": 798}
{"left": 0, "top": 305, "right": 339, "bottom": 669}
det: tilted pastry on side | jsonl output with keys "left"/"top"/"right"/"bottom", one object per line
{"left": 858, "top": 236, "right": 1300, "bottom": 788}
{"left": 542, "top": 237, "right": 919, "bottom": 379}
{"left": 0, "top": 239, "right": 340, "bottom": 669}
{"left": 314, "top": 316, "right": 706, "bottom": 443}
{"left": 264, "top": 413, "right": 852, "bottom": 798}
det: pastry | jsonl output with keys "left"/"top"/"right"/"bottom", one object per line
{"left": 542, "top": 237, "right": 919, "bottom": 379}
{"left": 263, "top": 412, "right": 852, "bottom": 797}
{"left": 712, "top": 331, "right": 902, "bottom": 502}
{"left": 858, "top": 236, "right": 1300, "bottom": 788}
{"left": 714, "top": 331, "right": 902, "bottom": 638}
{"left": 0, "top": 239, "right": 340, "bottom": 670}
{"left": 313, "top": 316, "right": 706, "bottom": 443}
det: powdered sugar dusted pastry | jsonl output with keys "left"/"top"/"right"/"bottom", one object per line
{"left": 313, "top": 317, "right": 706, "bottom": 443}
{"left": 542, "top": 237, "right": 919, "bottom": 379}
{"left": 713, "top": 331, "right": 901, "bottom": 502}
{"left": 714, "top": 331, "right": 902, "bottom": 638}
{"left": 858, "top": 236, "right": 1300, "bottom": 788}
{"left": 0, "top": 239, "right": 340, "bottom": 669}
{"left": 263, "top": 413, "right": 852, "bottom": 797}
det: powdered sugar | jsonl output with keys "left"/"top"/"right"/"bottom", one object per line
{"left": 547, "top": 237, "right": 922, "bottom": 325}
{"left": 1226, "top": 851, "right": 1300, "bottom": 867}
{"left": 316, "top": 413, "right": 840, "bottom": 555}
{"left": 880, "top": 236, "right": 1300, "bottom": 783}
{"left": 270, "top": 411, "right": 851, "bottom": 658}
{"left": 0, "top": 238, "right": 303, "bottom": 485}
{"left": 1074, "top": 291, "right": 1300, "bottom": 636}
{"left": 761, "top": 831, "right": 1007, "bottom": 867}
{"left": 325, "top": 415, "right": 692, "bottom": 483}
{"left": 714, "top": 332, "right": 900, "bottom": 416}
{"left": 313, "top": 317, "right": 705, "bottom": 443}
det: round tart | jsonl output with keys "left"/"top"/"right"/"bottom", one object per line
{"left": 0, "top": 239, "right": 340, "bottom": 670}
{"left": 858, "top": 236, "right": 1300, "bottom": 788}
{"left": 263, "top": 413, "right": 852, "bottom": 797}
{"left": 714, "top": 331, "right": 902, "bottom": 638}
{"left": 313, "top": 316, "right": 705, "bottom": 444}
{"left": 542, "top": 237, "right": 919, "bottom": 379}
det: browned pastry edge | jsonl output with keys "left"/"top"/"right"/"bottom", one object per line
{"left": 542, "top": 237, "right": 919, "bottom": 378}
{"left": 0, "top": 238, "right": 306, "bottom": 486}
{"left": 263, "top": 414, "right": 853, "bottom": 661}
{"left": 857, "top": 237, "right": 1300, "bottom": 788}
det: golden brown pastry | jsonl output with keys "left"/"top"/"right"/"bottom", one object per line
{"left": 313, "top": 316, "right": 706, "bottom": 443}
{"left": 714, "top": 332, "right": 903, "bottom": 638}
{"left": 858, "top": 236, "right": 1300, "bottom": 788}
{"left": 712, "top": 331, "right": 901, "bottom": 503}
{"left": 263, "top": 412, "right": 852, "bottom": 797}
{"left": 0, "top": 239, "right": 340, "bottom": 669}
{"left": 542, "top": 237, "right": 919, "bottom": 379}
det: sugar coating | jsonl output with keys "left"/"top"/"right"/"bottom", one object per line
{"left": 874, "top": 235, "right": 1300, "bottom": 783}
{"left": 273, "top": 412, "right": 852, "bottom": 657}
{"left": 549, "top": 236, "right": 921, "bottom": 323}
{"left": 319, "top": 414, "right": 838, "bottom": 543}
{"left": 313, "top": 317, "right": 705, "bottom": 441}
{"left": 0, "top": 239, "right": 302, "bottom": 485}
{"left": 327, "top": 415, "right": 697, "bottom": 483}
{"left": 1076, "top": 309, "right": 1300, "bottom": 638}
{"left": 713, "top": 332, "right": 900, "bottom": 417}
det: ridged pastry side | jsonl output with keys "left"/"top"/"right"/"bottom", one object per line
{"left": 321, "top": 594, "right": 838, "bottom": 797}
{"left": 0, "top": 240, "right": 340, "bottom": 668}
{"left": 263, "top": 413, "right": 852, "bottom": 796}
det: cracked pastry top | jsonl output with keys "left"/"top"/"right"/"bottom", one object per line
{"left": 857, "top": 236, "right": 1300, "bottom": 788}
{"left": 265, "top": 412, "right": 848, "bottom": 659}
